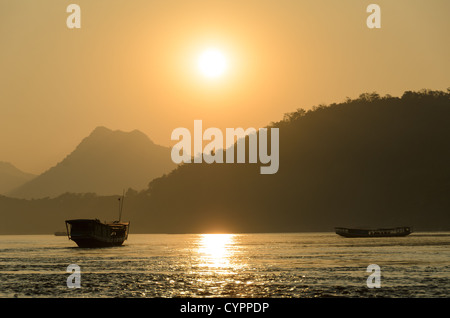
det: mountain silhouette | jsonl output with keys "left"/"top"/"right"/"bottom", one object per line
{"left": 1, "top": 89, "right": 449, "bottom": 234}
{"left": 0, "top": 162, "right": 36, "bottom": 195}
{"left": 8, "top": 126, "right": 177, "bottom": 199}
{"left": 134, "top": 89, "right": 450, "bottom": 233}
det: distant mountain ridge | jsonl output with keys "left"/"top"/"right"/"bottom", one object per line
{"left": 1, "top": 90, "right": 449, "bottom": 235}
{"left": 135, "top": 89, "right": 450, "bottom": 233}
{"left": 8, "top": 126, "right": 177, "bottom": 199}
{"left": 0, "top": 162, "right": 36, "bottom": 195}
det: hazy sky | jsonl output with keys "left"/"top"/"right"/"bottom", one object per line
{"left": 1, "top": 0, "right": 449, "bottom": 174}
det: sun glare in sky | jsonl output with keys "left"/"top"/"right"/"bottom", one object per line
{"left": 197, "top": 48, "right": 228, "bottom": 78}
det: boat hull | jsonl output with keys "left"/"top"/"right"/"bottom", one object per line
{"left": 66, "top": 219, "right": 129, "bottom": 248}
{"left": 69, "top": 237, "right": 126, "bottom": 248}
{"left": 335, "top": 226, "right": 412, "bottom": 238}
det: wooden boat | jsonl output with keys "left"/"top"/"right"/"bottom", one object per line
{"left": 65, "top": 191, "right": 129, "bottom": 247}
{"left": 65, "top": 219, "right": 129, "bottom": 247}
{"left": 335, "top": 226, "right": 412, "bottom": 238}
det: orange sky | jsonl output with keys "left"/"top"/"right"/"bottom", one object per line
{"left": 0, "top": 0, "right": 449, "bottom": 174}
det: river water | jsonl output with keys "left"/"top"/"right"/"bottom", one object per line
{"left": 0, "top": 232, "right": 448, "bottom": 298}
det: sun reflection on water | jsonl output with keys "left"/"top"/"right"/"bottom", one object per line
{"left": 197, "top": 234, "right": 237, "bottom": 271}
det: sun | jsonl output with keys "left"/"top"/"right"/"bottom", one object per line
{"left": 197, "top": 48, "right": 228, "bottom": 78}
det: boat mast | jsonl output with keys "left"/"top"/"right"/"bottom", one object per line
{"left": 118, "top": 189, "right": 125, "bottom": 222}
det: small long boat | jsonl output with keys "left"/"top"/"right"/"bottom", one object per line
{"left": 335, "top": 226, "right": 412, "bottom": 238}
